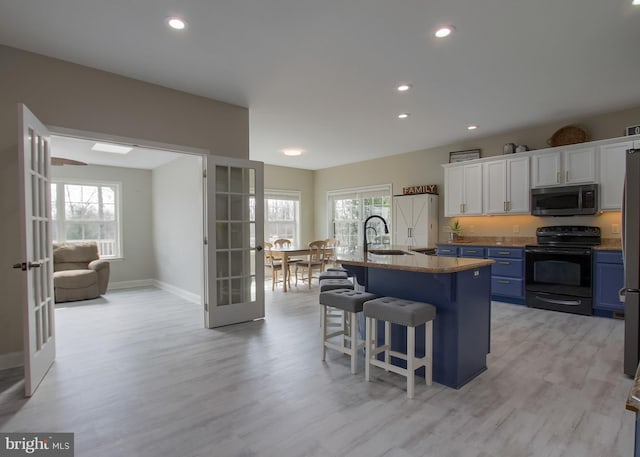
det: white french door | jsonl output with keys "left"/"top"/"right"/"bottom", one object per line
{"left": 16, "top": 104, "right": 56, "bottom": 396}
{"left": 204, "top": 156, "right": 264, "bottom": 327}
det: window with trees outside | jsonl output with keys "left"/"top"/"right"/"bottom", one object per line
{"left": 51, "top": 181, "right": 121, "bottom": 258}
{"left": 328, "top": 185, "right": 392, "bottom": 251}
{"left": 264, "top": 190, "right": 300, "bottom": 244}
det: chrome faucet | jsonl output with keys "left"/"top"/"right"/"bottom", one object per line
{"left": 363, "top": 215, "right": 389, "bottom": 257}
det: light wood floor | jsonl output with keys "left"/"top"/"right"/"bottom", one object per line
{"left": 0, "top": 284, "right": 635, "bottom": 456}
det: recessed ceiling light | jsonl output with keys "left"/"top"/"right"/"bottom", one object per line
{"left": 467, "top": 125, "right": 478, "bottom": 130}
{"left": 435, "top": 26, "right": 455, "bottom": 38}
{"left": 282, "top": 149, "right": 303, "bottom": 156}
{"left": 633, "top": 0, "right": 640, "bottom": 5}
{"left": 91, "top": 142, "right": 132, "bottom": 154}
{"left": 397, "top": 83, "right": 412, "bottom": 92}
{"left": 167, "top": 17, "right": 187, "bottom": 30}
{"left": 398, "top": 113, "right": 410, "bottom": 119}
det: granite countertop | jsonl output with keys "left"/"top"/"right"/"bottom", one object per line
{"left": 336, "top": 246, "right": 494, "bottom": 274}
{"left": 438, "top": 237, "right": 535, "bottom": 248}
{"left": 627, "top": 363, "right": 640, "bottom": 413}
{"left": 440, "top": 237, "right": 622, "bottom": 251}
{"left": 593, "top": 238, "right": 622, "bottom": 251}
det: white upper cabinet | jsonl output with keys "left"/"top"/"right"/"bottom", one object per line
{"left": 564, "top": 147, "right": 597, "bottom": 184}
{"left": 507, "top": 156, "right": 531, "bottom": 213}
{"left": 532, "top": 146, "right": 596, "bottom": 187}
{"left": 599, "top": 141, "right": 632, "bottom": 210}
{"left": 483, "top": 160, "right": 507, "bottom": 214}
{"left": 444, "top": 163, "right": 482, "bottom": 217}
{"left": 531, "top": 151, "right": 562, "bottom": 187}
{"left": 393, "top": 194, "right": 438, "bottom": 247}
{"left": 483, "top": 156, "right": 530, "bottom": 214}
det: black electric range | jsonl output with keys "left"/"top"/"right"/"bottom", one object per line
{"left": 524, "top": 226, "right": 601, "bottom": 315}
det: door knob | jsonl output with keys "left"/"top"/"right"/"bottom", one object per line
{"left": 256, "top": 246, "right": 263, "bottom": 252}
{"left": 29, "top": 262, "right": 42, "bottom": 269}
{"left": 12, "top": 262, "right": 26, "bottom": 271}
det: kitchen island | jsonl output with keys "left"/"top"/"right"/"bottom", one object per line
{"left": 336, "top": 247, "right": 494, "bottom": 389}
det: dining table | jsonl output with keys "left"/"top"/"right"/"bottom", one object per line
{"left": 269, "top": 246, "right": 312, "bottom": 292}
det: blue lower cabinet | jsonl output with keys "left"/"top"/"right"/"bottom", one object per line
{"left": 460, "top": 246, "right": 486, "bottom": 258}
{"left": 487, "top": 248, "right": 525, "bottom": 305}
{"left": 438, "top": 244, "right": 525, "bottom": 304}
{"left": 594, "top": 250, "right": 624, "bottom": 315}
{"left": 491, "top": 277, "right": 523, "bottom": 298}
{"left": 436, "top": 245, "right": 458, "bottom": 257}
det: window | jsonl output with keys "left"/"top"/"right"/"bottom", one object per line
{"left": 264, "top": 190, "right": 300, "bottom": 244}
{"left": 328, "top": 185, "right": 392, "bottom": 250}
{"left": 51, "top": 181, "right": 121, "bottom": 258}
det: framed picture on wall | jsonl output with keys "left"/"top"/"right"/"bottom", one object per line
{"left": 626, "top": 125, "right": 640, "bottom": 136}
{"left": 449, "top": 149, "right": 481, "bottom": 163}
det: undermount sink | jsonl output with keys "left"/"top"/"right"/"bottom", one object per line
{"left": 367, "top": 249, "right": 413, "bottom": 256}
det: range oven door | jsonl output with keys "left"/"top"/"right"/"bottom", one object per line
{"left": 525, "top": 246, "right": 593, "bottom": 315}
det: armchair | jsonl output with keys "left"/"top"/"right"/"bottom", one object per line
{"left": 53, "top": 242, "right": 110, "bottom": 302}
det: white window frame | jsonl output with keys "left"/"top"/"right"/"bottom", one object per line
{"left": 327, "top": 184, "right": 392, "bottom": 250}
{"left": 264, "top": 189, "right": 301, "bottom": 245}
{"left": 51, "top": 178, "right": 123, "bottom": 259}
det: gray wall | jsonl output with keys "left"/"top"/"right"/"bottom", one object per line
{"left": 0, "top": 45, "right": 248, "bottom": 356}
{"left": 264, "top": 164, "right": 315, "bottom": 244}
{"left": 152, "top": 155, "right": 203, "bottom": 297}
{"left": 314, "top": 105, "right": 640, "bottom": 241}
{"left": 51, "top": 164, "right": 155, "bottom": 283}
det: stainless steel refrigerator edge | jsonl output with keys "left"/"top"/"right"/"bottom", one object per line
{"left": 624, "top": 149, "right": 640, "bottom": 377}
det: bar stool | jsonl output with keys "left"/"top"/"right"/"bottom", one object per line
{"left": 363, "top": 296, "right": 436, "bottom": 399}
{"left": 318, "top": 270, "right": 348, "bottom": 281}
{"left": 319, "top": 289, "right": 378, "bottom": 373}
{"left": 327, "top": 266, "right": 351, "bottom": 276}
{"left": 319, "top": 278, "right": 353, "bottom": 292}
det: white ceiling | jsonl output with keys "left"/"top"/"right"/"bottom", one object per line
{"left": 50, "top": 135, "right": 182, "bottom": 169}
{"left": 2, "top": 0, "right": 640, "bottom": 170}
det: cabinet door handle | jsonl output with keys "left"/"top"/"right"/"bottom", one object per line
{"left": 498, "top": 251, "right": 511, "bottom": 255}
{"left": 498, "top": 280, "right": 511, "bottom": 284}
{"left": 566, "top": 171, "right": 569, "bottom": 182}
{"left": 507, "top": 201, "right": 511, "bottom": 211}
{"left": 460, "top": 203, "right": 463, "bottom": 213}
{"left": 503, "top": 201, "right": 506, "bottom": 212}
{"left": 498, "top": 261, "right": 511, "bottom": 265}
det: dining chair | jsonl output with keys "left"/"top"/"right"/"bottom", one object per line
{"left": 296, "top": 240, "right": 327, "bottom": 288}
{"left": 324, "top": 238, "right": 340, "bottom": 267}
{"left": 273, "top": 238, "right": 303, "bottom": 279}
{"left": 264, "top": 242, "right": 290, "bottom": 291}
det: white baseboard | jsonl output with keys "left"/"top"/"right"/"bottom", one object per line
{"left": 0, "top": 351, "right": 23, "bottom": 370}
{"left": 108, "top": 279, "right": 155, "bottom": 291}
{"left": 153, "top": 280, "right": 201, "bottom": 304}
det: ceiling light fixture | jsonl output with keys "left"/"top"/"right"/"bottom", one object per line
{"left": 397, "top": 83, "right": 412, "bottom": 92}
{"left": 91, "top": 142, "right": 133, "bottom": 154}
{"left": 167, "top": 17, "right": 187, "bottom": 30}
{"left": 398, "top": 113, "right": 410, "bottom": 119}
{"left": 282, "top": 149, "right": 303, "bottom": 156}
{"left": 633, "top": 0, "right": 640, "bottom": 5}
{"left": 435, "top": 26, "right": 455, "bottom": 38}
{"left": 467, "top": 125, "right": 478, "bottom": 130}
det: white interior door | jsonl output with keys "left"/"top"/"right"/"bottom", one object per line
{"left": 17, "top": 104, "right": 56, "bottom": 396}
{"left": 204, "top": 156, "right": 264, "bottom": 328}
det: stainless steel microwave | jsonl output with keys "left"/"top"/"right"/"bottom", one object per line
{"left": 530, "top": 184, "right": 598, "bottom": 216}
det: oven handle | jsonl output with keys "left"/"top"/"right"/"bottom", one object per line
{"left": 536, "top": 296, "right": 582, "bottom": 306}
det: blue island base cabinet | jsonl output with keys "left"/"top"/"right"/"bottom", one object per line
{"left": 346, "top": 265, "right": 492, "bottom": 389}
